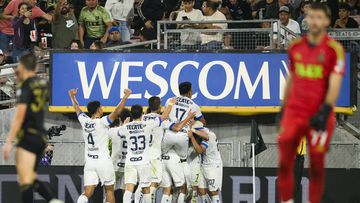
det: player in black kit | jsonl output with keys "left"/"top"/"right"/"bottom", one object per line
{"left": 2, "top": 53, "right": 63, "bottom": 203}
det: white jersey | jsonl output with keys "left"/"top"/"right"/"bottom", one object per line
{"left": 108, "top": 127, "right": 127, "bottom": 172}
{"left": 119, "top": 118, "right": 172, "bottom": 166}
{"left": 166, "top": 96, "right": 203, "bottom": 130}
{"left": 200, "top": 129, "right": 222, "bottom": 166}
{"left": 78, "top": 113, "right": 111, "bottom": 161}
{"left": 142, "top": 113, "right": 166, "bottom": 160}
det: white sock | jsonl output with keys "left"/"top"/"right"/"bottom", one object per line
{"left": 123, "top": 190, "right": 133, "bottom": 203}
{"left": 150, "top": 186, "right": 157, "bottom": 203}
{"left": 135, "top": 186, "right": 143, "bottom": 203}
{"left": 177, "top": 193, "right": 185, "bottom": 203}
{"left": 282, "top": 199, "right": 294, "bottom": 203}
{"left": 77, "top": 194, "right": 88, "bottom": 203}
{"left": 192, "top": 190, "right": 198, "bottom": 203}
{"left": 161, "top": 194, "right": 171, "bottom": 203}
{"left": 200, "top": 195, "right": 208, "bottom": 203}
{"left": 211, "top": 195, "right": 221, "bottom": 203}
{"left": 143, "top": 193, "right": 151, "bottom": 203}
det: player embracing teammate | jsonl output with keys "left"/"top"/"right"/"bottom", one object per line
{"left": 277, "top": 3, "right": 345, "bottom": 203}
{"left": 69, "top": 81, "right": 222, "bottom": 203}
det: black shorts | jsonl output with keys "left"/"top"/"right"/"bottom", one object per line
{"left": 17, "top": 134, "right": 47, "bottom": 171}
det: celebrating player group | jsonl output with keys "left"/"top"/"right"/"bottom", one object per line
{"left": 68, "top": 81, "right": 223, "bottom": 203}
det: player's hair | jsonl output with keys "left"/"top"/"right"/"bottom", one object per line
{"left": 179, "top": 81, "right": 192, "bottom": 95}
{"left": 205, "top": 0, "right": 219, "bottom": 11}
{"left": 87, "top": 100, "right": 101, "bottom": 116}
{"left": 131, "top": 104, "right": 143, "bottom": 119}
{"left": 309, "top": 2, "right": 331, "bottom": 18}
{"left": 19, "top": 52, "right": 37, "bottom": 71}
{"left": 148, "top": 96, "right": 161, "bottom": 112}
{"left": 119, "top": 108, "right": 131, "bottom": 123}
{"left": 183, "top": 0, "right": 194, "bottom": 2}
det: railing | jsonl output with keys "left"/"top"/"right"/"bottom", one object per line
{"left": 243, "top": 142, "right": 360, "bottom": 168}
{"left": 157, "top": 19, "right": 300, "bottom": 50}
{"left": 104, "top": 39, "right": 158, "bottom": 50}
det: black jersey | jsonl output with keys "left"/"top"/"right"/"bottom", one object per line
{"left": 16, "top": 76, "right": 48, "bottom": 138}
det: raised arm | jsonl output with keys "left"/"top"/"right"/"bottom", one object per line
{"left": 68, "top": 88, "right": 82, "bottom": 115}
{"left": 170, "top": 111, "right": 196, "bottom": 132}
{"left": 188, "top": 130, "right": 206, "bottom": 154}
{"left": 108, "top": 89, "right": 132, "bottom": 122}
{"left": 160, "top": 97, "right": 176, "bottom": 121}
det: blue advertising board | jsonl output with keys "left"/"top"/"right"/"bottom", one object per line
{"left": 50, "top": 51, "right": 353, "bottom": 114}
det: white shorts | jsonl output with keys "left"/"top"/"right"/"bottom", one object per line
{"left": 114, "top": 171, "right": 125, "bottom": 190}
{"left": 162, "top": 132, "right": 189, "bottom": 160}
{"left": 188, "top": 157, "right": 201, "bottom": 187}
{"left": 124, "top": 164, "right": 152, "bottom": 188}
{"left": 84, "top": 158, "right": 115, "bottom": 186}
{"left": 198, "top": 164, "right": 223, "bottom": 192}
{"left": 161, "top": 161, "right": 185, "bottom": 188}
{"left": 150, "top": 159, "right": 162, "bottom": 183}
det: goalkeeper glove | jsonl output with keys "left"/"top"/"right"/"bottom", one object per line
{"left": 309, "top": 103, "right": 332, "bottom": 131}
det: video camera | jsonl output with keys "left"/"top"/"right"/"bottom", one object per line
{"left": 47, "top": 125, "right": 66, "bottom": 140}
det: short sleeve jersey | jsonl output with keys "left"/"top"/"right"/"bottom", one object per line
{"left": 165, "top": 96, "right": 203, "bottom": 131}
{"left": 286, "top": 35, "right": 345, "bottom": 117}
{"left": 119, "top": 118, "right": 170, "bottom": 165}
{"left": 109, "top": 127, "right": 127, "bottom": 172}
{"left": 16, "top": 77, "right": 48, "bottom": 138}
{"left": 200, "top": 129, "right": 222, "bottom": 166}
{"left": 142, "top": 113, "right": 174, "bottom": 160}
{"left": 78, "top": 5, "right": 112, "bottom": 38}
{"left": 78, "top": 113, "right": 112, "bottom": 161}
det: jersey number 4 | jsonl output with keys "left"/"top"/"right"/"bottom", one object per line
{"left": 87, "top": 133, "right": 95, "bottom": 146}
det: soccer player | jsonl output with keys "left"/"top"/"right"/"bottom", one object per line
{"left": 68, "top": 88, "right": 132, "bottom": 203}
{"left": 189, "top": 123, "right": 223, "bottom": 203}
{"left": 108, "top": 108, "right": 131, "bottom": 201}
{"left": 277, "top": 3, "right": 345, "bottom": 203}
{"left": 2, "top": 53, "right": 63, "bottom": 203}
{"left": 141, "top": 96, "right": 175, "bottom": 202}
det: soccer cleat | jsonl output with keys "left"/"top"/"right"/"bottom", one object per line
{"left": 49, "top": 199, "right": 64, "bottom": 203}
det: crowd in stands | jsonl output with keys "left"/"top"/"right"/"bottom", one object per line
{"left": 0, "top": 0, "right": 359, "bottom": 63}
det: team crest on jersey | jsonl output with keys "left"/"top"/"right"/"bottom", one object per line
{"left": 318, "top": 52, "right": 325, "bottom": 63}
{"left": 294, "top": 52, "right": 302, "bottom": 61}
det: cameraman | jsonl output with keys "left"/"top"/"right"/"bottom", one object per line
{"left": 40, "top": 144, "right": 54, "bottom": 166}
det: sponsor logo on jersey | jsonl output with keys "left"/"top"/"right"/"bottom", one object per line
{"left": 294, "top": 63, "right": 324, "bottom": 79}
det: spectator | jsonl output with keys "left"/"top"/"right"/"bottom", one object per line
{"left": 252, "top": 0, "right": 275, "bottom": 19}
{"left": 69, "top": 39, "right": 82, "bottom": 49}
{"left": 0, "top": 49, "right": 15, "bottom": 109}
{"left": 52, "top": 0, "right": 78, "bottom": 49}
{"left": 296, "top": 0, "right": 311, "bottom": 33}
{"left": 265, "top": 0, "right": 295, "bottom": 19}
{"left": 0, "top": 0, "right": 52, "bottom": 55}
{"left": 107, "top": 26, "right": 130, "bottom": 47}
{"left": 105, "top": 0, "right": 133, "bottom": 42}
{"left": 136, "top": 0, "right": 165, "bottom": 40}
{"left": 90, "top": 40, "right": 104, "bottom": 49}
{"left": 12, "top": 2, "right": 36, "bottom": 61}
{"left": 200, "top": 0, "right": 227, "bottom": 49}
{"left": 78, "top": 0, "right": 112, "bottom": 48}
{"left": 225, "top": 0, "right": 252, "bottom": 20}
{"left": 334, "top": 3, "right": 359, "bottom": 28}
{"left": 348, "top": 0, "right": 360, "bottom": 15}
{"left": 37, "top": 5, "right": 55, "bottom": 48}
{"left": 273, "top": 6, "right": 300, "bottom": 48}
{"left": 175, "top": 0, "right": 204, "bottom": 49}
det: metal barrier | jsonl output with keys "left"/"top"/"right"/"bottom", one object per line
{"left": 243, "top": 142, "right": 360, "bottom": 169}
{"left": 104, "top": 39, "right": 158, "bottom": 50}
{"left": 157, "top": 19, "right": 299, "bottom": 50}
